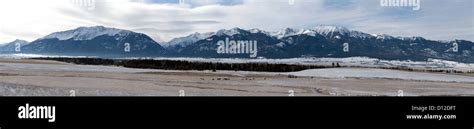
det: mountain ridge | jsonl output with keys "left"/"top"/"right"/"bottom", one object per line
{"left": 6, "top": 25, "right": 474, "bottom": 63}
{"left": 0, "top": 39, "right": 30, "bottom": 53}
{"left": 167, "top": 25, "right": 474, "bottom": 62}
{"left": 21, "top": 26, "right": 165, "bottom": 57}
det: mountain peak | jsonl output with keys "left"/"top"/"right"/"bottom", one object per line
{"left": 313, "top": 25, "right": 350, "bottom": 36}
{"left": 372, "top": 34, "right": 395, "bottom": 40}
{"left": 41, "top": 26, "right": 133, "bottom": 41}
{"left": 272, "top": 28, "right": 301, "bottom": 38}
{"left": 282, "top": 28, "right": 300, "bottom": 34}
{"left": 77, "top": 25, "right": 106, "bottom": 29}
{"left": 9, "top": 39, "right": 29, "bottom": 44}
{"left": 4, "top": 39, "right": 29, "bottom": 45}
{"left": 398, "top": 36, "right": 426, "bottom": 41}
{"left": 165, "top": 31, "right": 214, "bottom": 48}
{"left": 216, "top": 27, "right": 246, "bottom": 36}
{"left": 249, "top": 28, "right": 265, "bottom": 33}
{"left": 271, "top": 26, "right": 354, "bottom": 39}
{"left": 0, "top": 39, "right": 30, "bottom": 52}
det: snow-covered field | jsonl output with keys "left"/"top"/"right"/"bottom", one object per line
{"left": 0, "top": 53, "right": 96, "bottom": 59}
{"left": 0, "top": 58, "right": 474, "bottom": 96}
{"left": 1, "top": 54, "right": 473, "bottom": 72}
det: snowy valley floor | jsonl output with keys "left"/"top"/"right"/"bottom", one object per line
{"left": 0, "top": 58, "right": 473, "bottom": 96}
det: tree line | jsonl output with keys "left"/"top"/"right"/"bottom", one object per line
{"left": 32, "top": 57, "right": 330, "bottom": 72}
{"left": 32, "top": 57, "right": 473, "bottom": 74}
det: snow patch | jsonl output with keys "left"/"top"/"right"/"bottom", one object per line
{"left": 41, "top": 26, "right": 131, "bottom": 41}
{"left": 288, "top": 68, "right": 474, "bottom": 83}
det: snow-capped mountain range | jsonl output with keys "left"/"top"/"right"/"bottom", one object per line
{"left": 17, "top": 26, "right": 165, "bottom": 57}
{"left": 2, "top": 25, "right": 474, "bottom": 63}
{"left": 41, "top": 26, "right": 131, "bottom": 41}
{"left": 164, "top": 25, "right": 362, "bottom": 47}
{"left": 165, "top": 25, "right": 474, "bottom": 62}
{"left": 164, "top": 32, "right": 214, "bottom": 48}
{"left": 163, "top": 25, "right": 402, "bottom": 49}
{"left": 0, "top": 39, "right": 30, "bottom": 52}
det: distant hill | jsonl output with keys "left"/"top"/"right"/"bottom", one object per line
{"left": 165, "top": 25, "right": 474, "bottom": 63}
{"left": 21, "top": 26, "right": 165, "bottom": 57}
{"left": 0, "top": 39, "right": 29, "bottom": 53}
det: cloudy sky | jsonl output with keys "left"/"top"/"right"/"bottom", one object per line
{"left": 0, "top": 0, "right": 472, "bottom": 44}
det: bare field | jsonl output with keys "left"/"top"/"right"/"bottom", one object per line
{"left": 1, "top": 58, "right": 473, "bottom": 96}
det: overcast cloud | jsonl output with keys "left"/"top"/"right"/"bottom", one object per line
{"left": 0, "top": 0, "right": 472, "bottom": 44}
